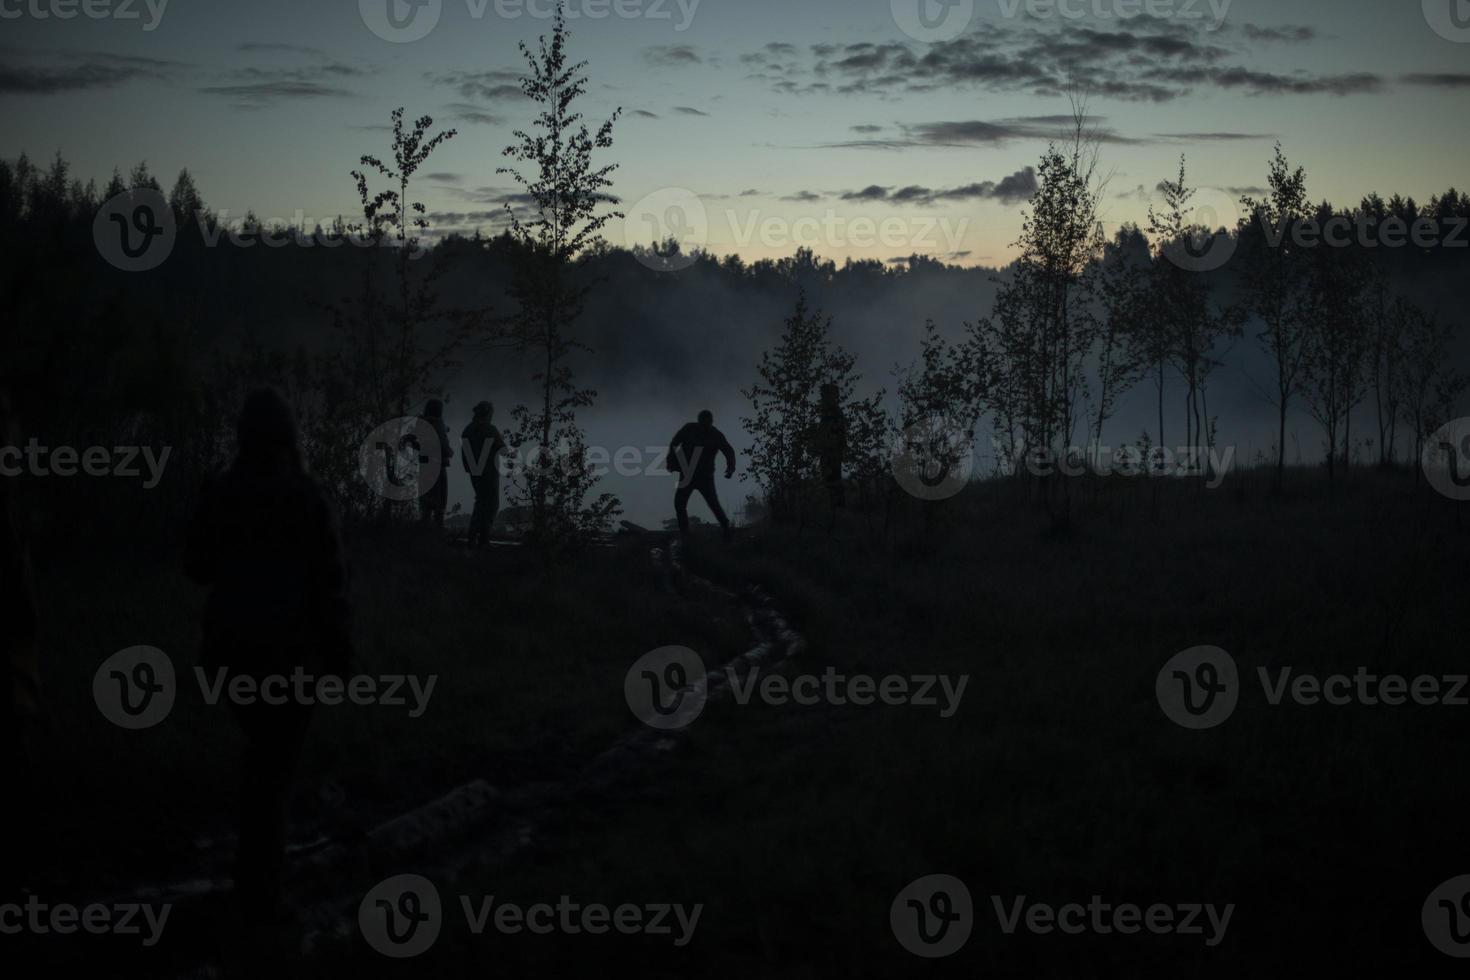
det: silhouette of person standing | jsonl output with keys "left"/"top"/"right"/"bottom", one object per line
{"left": 184, "top": 388, "right": 351, "bottom": 922}
{"left": 461, "top": 401, "right": 506, "bottom": 549}
{"left": 416, "top": 399, "right": 453, "bottom": 530}
{"left": 814, "top": 383, "right": 848, "bottom": 529}
{"left": 668, "top": 410, "right": 736, "bottom": 541}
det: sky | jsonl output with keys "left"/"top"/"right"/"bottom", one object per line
{"left": 4, "top": 0, "right": 1470, "bottom": 269}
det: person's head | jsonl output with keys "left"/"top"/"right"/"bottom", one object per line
{"left": 424, "top": 398, "right": 444, "bottom": 420}
{"left": 473, "top": 400, "right": 494, "bottom": 421}
{"left": 235, "top": 387, "right": 302, "bottom": 475}
{"left": 697, "top": 409, "right": 714, "bottom": 429}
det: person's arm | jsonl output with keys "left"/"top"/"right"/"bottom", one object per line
{"left": 719, "top": 431, "right": 736, "bottom": 477}
{"left": 667, "top": 425, "right": 688, "bottom": 474}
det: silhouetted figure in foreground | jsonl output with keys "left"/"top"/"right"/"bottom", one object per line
{"left": 669, "top": 410, "right": 736, "bottom": 542}
{"left": 416, "top": 399, "right": 454, "bottom": 529}
{"left": 184, "top": 388, "right": 351, "bottom": 922}
{"left": 814, "top": 383, "right": 848, "bottom": 530}
{"left": 461, "top": 401, "right": 507, "bottom": 549}
{"left": 0, "top": 390, "right": 40, "bottom": 897}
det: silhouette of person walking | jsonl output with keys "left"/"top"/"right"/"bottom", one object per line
{"left": 415, "top": 399, "right": 454, "bottom": 530}
{"left": 668, "top": 410, "right": 736, "bottom": 541}
{"left": 814, "top": 383, "right": 848, "bottom": 529}
{"left": 461, "top": 401, "right": 507, "bottom": 549}
{"left": 184, "top": 388, "right": 352, "bottom": 923}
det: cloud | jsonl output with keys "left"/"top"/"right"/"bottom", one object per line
{"left": 1242, "top": 25, "right": 1315, "bottom": 44}
{"left": 633, "top": 109, "right": 660, "bottom": 118}
{"left": 643, "top": 45, "right": 702, "bottom": 67}
{"left": 1152, "top": 131, "right": 1276, "bottom": 141}
{"left": 427, "top": 69, "right": 524, "bottom": 102}
{"left": 673, "top": 106, "right": 709, "bottom": 116}
{"left": 739, "top": 20, "right": 1384, "bottom": 103}
{"left": 1402, "top": 72, "right": 1470, "bottom": 89}
{"left": 780, "top": 191, "right": 824, "bottom": 202}
{"left": 832, "top": 168, "right": 1038, "bottom": 206}
{"left": 850, "top": 124, "right": 884, "bottom": 133}
{"left": 444, "top": 103, "right": 503, "bottom": 125}
{"left": 236, "top": 42, "right": 330, "bottom": 58}
{"left": 0, "top": 49, "right": 184, "bottom": 94}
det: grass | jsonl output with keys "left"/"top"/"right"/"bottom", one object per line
{"left": 17, "top": 465, "right": 1470, "bottom": 976}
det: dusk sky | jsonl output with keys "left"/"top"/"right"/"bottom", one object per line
{"left": 4, "top": 0, "right": 1469, "bottom": 266}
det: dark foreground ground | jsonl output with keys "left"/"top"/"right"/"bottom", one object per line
{"left": 11, "top": 466, "right": 1470, "bottom": 976}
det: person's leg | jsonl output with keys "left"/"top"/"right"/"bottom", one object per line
{"left": 235, "top": 703, "right": 311, "bottom": 923}
{"left": 697, "top": 480, "right": 732, "bottom": 541}
{"left": 469, "top": 477, "right": 486, "bottom": 546}
{"left": 674, "top": 483, "right": 695, "bottom": 534}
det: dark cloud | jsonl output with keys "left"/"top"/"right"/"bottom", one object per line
{"left": 740, "top": 20, "right": 1384, "bottom": 103}
{"left": 0, "top": 49, "right": 184, "bottom": 94}
{"left": 831, "top": 169, "right": 1038, "bottom": 206}
{"left": 673, "top": 106, "right": 709, "bottom": 116}
{"left": 1242, "top": 25, "right": 1315, "bottom": 43}
{"left": 780, "top": 191, "right": 824, "bottom": 202}
{"left": 427, "top": 69, "right": 524, "bottom": 102}
{"left": 444, "top": 103, "right": 503, "bottom": 125}
{"left": 1152, "top": 132, "right": 1276, "bottom": 141}
{"left": 633, "top": 109, "right": 660, "bottom": 118}
{"left": 850, "top": 124, "right": 884, "bottom": 133}
{"left": 643, "top": 45, "right": 702, "bottom": 67}
{"left": 1402, "top": 72, "right": 1470, "bottom": 88}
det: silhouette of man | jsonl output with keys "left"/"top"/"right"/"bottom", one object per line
{"left": 814, "top": 383, "right": 848, "bottom": 528}
{"left": 461, "top": 401, "right": 507, "bottom": 549}
{"left": 669, "top": 410, "right": 736, "bottom": 541}
{"left": 414, "top": 399, "right": 453, "bottom": 529}
{"left": 184, "top": 388, "right": 352, "bottom": 923}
